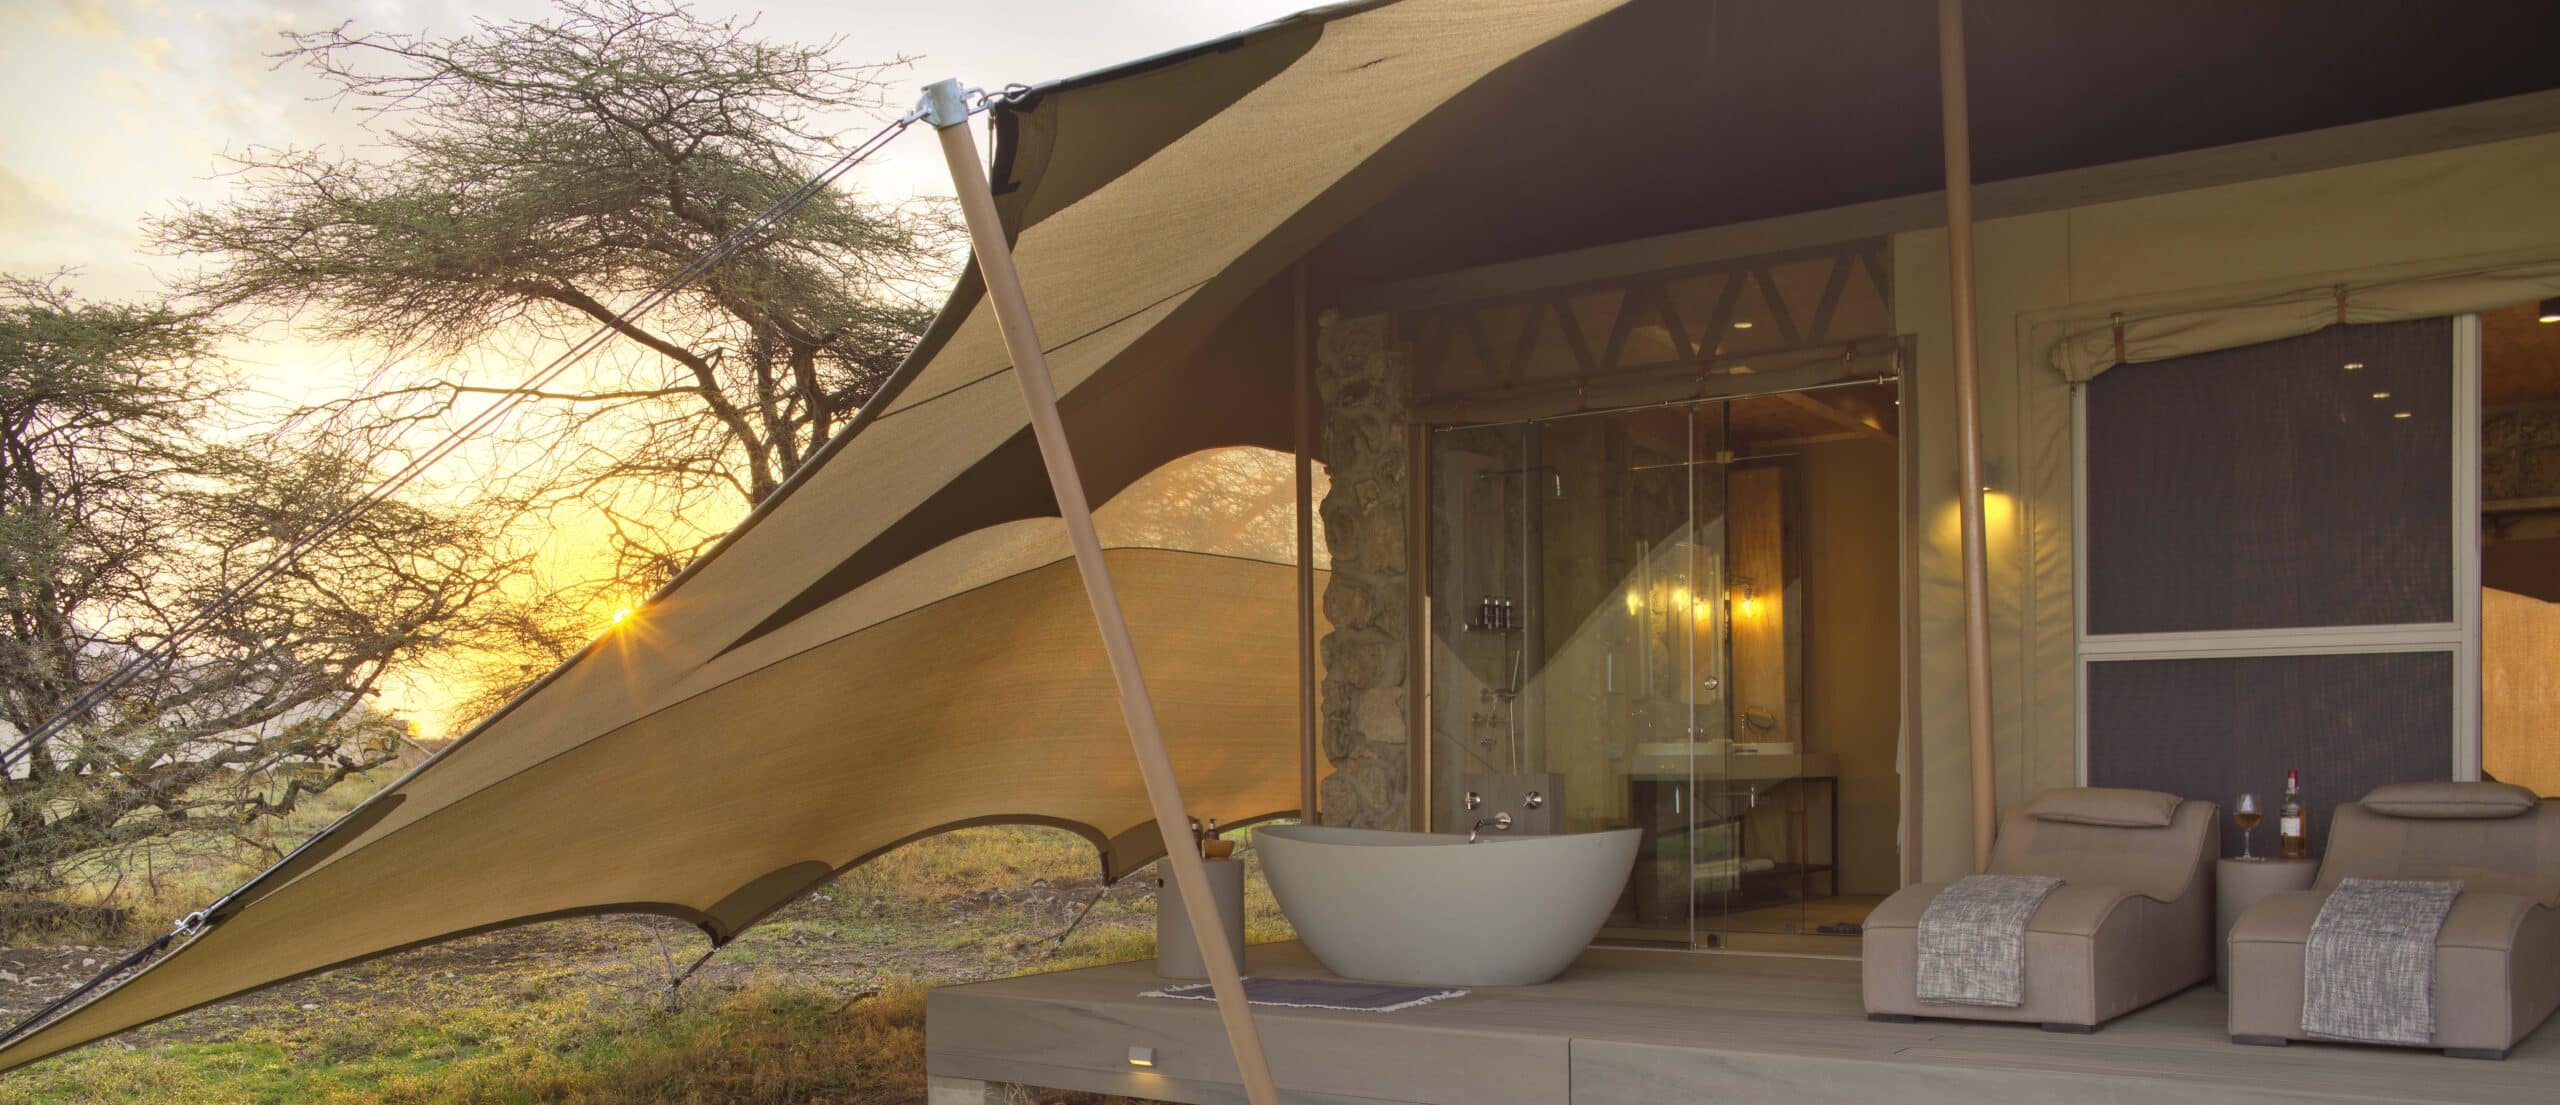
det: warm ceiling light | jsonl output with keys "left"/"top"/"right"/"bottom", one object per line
{"left": 2393, "top": 411, "right": 2413, "bottom": 419}
{"left": 2343, "top": 362, "right": 2364, "bottom": 371}
{"left": 2539, "top": 297, "right": 2560, "bottom": 323}
{"left": 2370, "top": 391, "right": 2391, "bottom": 400}
{"left": 1732, "top": 320, "right": 1754, "bottom": 330}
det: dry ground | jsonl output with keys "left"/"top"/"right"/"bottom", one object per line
{"left": 0, "top": 826, "right": 1289, "bottom": 1105}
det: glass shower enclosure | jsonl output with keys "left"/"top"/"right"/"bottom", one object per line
{"left": 1427, "top": 394, "right": 1835, "bottom": 948}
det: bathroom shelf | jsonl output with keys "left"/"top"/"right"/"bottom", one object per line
{"left": 1626, "top": 774, "right": 1839, "bottom": 927}
{"left": 1717, "top": 861, "right": 1840, "bottom": 911}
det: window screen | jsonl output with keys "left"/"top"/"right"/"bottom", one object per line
{"left": 2084, "top": 319, "right": 2452, "bottom": 635}
{"left": 2085, "top": 651, "right": 2453, "bottom": 858}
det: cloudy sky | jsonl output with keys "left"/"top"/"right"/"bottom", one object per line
{"left": 0, "top": 0, "right": 1310, "bottom": 307}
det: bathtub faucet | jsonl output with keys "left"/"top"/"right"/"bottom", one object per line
{"left": 1468, "top": 811, "right": 1514, "bottom": 842}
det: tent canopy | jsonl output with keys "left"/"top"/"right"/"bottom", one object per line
{"left": 10, "top": 0, "right": 2560, "bottom": 1072}
{"left": 0, "top": 0, "right": 1627, "bottom": 1072}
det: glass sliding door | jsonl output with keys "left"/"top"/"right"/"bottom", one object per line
{"left": 1428, "top": 383, "right": 1896, "bottom": 951}
{"left": 1427, "top": 404, "right": 1718, "bottom": 944}
{"left": 1426, "top": 422, "right": 1537, "bottom": 850}
{"left": 1700, "top": 394, "right": 1833, "bottom": 945}
{"left": 1550, "top": 404, "right": 1719, "bottom": 942}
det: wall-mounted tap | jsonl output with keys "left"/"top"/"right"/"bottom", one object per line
{"left": 1468, "top": 811, "right": 1514, "bottom": 843}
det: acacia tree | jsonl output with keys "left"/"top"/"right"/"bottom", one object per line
{"left": 154, "top": 0, "right": 956, "bottom": 590}
{"left": 0, "top": 276, "right": 516, "bottom": 922}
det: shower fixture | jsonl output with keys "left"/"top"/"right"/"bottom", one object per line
{"left": 1467, "top": 595, "right": 1523, "bottom": 633}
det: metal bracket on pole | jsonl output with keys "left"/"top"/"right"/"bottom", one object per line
{"left": 920, "top": 78, "right": 973, "bottom": 129}
{"left": 919, "top": 77, "right": 1284, "bottom": 1105}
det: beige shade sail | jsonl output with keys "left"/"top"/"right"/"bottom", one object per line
{"left": 0, "top": 0, "right": 1628, "bottom": 1072}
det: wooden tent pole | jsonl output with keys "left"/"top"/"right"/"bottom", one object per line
{"left": 1295, "top": 263, "right": 1320, "bottom": 824}
{"left": 924, "top": 83, "right": 1283, "bottom": 1105}
{"left": 1936, "top": 0, "right": 2000, "bottom": 873}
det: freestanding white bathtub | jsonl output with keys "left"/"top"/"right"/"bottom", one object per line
{"left": 1253, "top": 824, "right": 1641, "bottom": 987}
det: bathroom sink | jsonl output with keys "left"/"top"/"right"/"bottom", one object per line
{"left": 1634, "top": 740, "right": 1729, "bottom": 759}
{"left": 1622, "top": 743, "right": 1834, "bottom": 779}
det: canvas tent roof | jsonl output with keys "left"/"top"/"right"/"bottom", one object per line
{"left": 0, "top": 0, "right": 1631, "bottom": 1072}
{"left": 12, "top": 0, "right": 2560, "bottom": 1073}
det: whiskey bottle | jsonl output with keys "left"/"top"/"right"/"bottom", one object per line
{"left": 2278, "top": 769, "right": 2308, "bottom": 860}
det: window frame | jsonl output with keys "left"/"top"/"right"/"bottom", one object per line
{"left": 2072, "top": 314, "right": 2482, "bottom": 783}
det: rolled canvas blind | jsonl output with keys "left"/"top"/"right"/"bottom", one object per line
{"left": 2081, "top": 319, "right": 2461, "bottom": 848}
{"left": 2046, "top": 256, "right": 2560, "bottom": 383}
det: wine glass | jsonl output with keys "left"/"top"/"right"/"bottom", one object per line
{"left": 2233, "top": 793, "right": 2263, "bottom": 861}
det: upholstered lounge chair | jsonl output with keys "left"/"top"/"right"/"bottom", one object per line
{"left": 1864, "top": 788, "right": 2217, "bottom": 1032}
{"left": 2228, "top": 782, "right": 2559, "bottom": 1060}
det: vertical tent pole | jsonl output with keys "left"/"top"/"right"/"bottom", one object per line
{"left": 923, "top": 81, "right": 1283, "bottom": 1105}
{"left": 1936, "top": 0, "right": 2000, "bottom": 873}
{"left": 1295, "top": 264, "right": 1320, "bottom": 824}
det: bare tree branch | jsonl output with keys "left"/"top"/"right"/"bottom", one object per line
{"left": 0, "top": 276, "right": 523, "bottom": 920}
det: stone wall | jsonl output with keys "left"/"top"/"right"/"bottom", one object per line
{"left": 2485, "top": 401, "right": 2560, "bottom": 595}
{"left": 1314, "top": 312, "right": 1412, "bottom": 828}
{"left": 2484, "top": 401, "right": 2560, "bottom": 506}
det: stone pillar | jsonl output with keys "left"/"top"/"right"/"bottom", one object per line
{"left": 1314, "top": 311, "right": 1411, "bottom": 829}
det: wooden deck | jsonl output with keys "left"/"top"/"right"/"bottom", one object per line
{"left": 925, "top": 941, "right": 2557, "bottom": 1105}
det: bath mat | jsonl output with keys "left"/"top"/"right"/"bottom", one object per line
{"left": 1139, "top": 977, "right": 1467, "bottom": 1012}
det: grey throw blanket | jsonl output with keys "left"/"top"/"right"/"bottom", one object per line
{"left": 1917, "top": 874, "right": 2063, "bottom": 1007}
{"left": 2303, "top": 877, "right": 2464, "bottom": 1046}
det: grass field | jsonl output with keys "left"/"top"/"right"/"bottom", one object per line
{"left": 0, "top": 823, "right": 1291, "bottom": 1105}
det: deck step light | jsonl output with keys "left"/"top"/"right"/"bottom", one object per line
{"left": 1127, "top": 1046, "right": 1157, "bottom": 1068}
{"left": 2539, "top": 296, "right": 2560, "bottom": 323}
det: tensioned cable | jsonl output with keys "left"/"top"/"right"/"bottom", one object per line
{"left": 0, "top": 84, "right": 1027, "bottom": 1052}
{"left": 0, "top": 90, "right": 1011, "bottom": 784}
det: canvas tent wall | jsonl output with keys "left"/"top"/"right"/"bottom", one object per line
{"left": 1912, "top": 130, "right": 2560, "bottom": 876}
